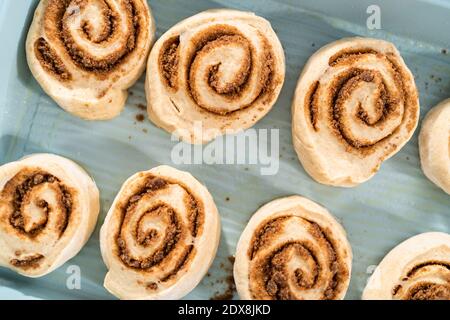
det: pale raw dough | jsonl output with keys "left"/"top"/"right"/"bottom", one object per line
{"left": 100, "top": 165, "right": 220, "bottom": 299}
{"left": 234, "top": 196, "right": 352, "bottom": 300}
{"left": 363, "top": 232, "right": 450, "bottom": 300}
{"left": 0, "top": 153, "right": 100, "bottom": 277}
{"left": 292, "top": 37, "right": 419, "bottom": 187}
{"left": 146, "top": 9, "right": 285, "bottom": 144}
{"left": 419, "top": 99, "right": 450, "bottom": 194}
{"left": 26, "top": 0, "right": 155, "bottom": 120}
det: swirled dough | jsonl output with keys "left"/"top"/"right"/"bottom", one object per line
{"left": 26, "top": 0, "right": 155, "bottom": 120}
{"left": 419, "top": 99, "right": 450, "bottom": 194}
{"left": 292, "top": 37, "right": 419, "bottom": 187}
{"left": 0, "top": 154, "right": 100, "bottom": 277}
{"left": 234, "top": 196, "right": 352, "bottom": 300}
{"left": 146, "top": 9, "right": 285, "bottom": 144}
{"left": 100, "top": 165, "right": 221, "bottom": 299}
{"left": 363, "top": 232, "right": 450, "bottom": 300}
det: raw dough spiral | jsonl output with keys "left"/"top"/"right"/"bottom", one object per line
{"left": 0, "top": 154, "right": 100, "bottom": 277}
{"left": 292, "top": 37, "right": 419, "bottom": 187}
{"left": 26, "top": 0, "right": 155, "bottom": 120}
{"left": 419, "top": 99, "right": 450, "bottom": 194}
{"left": 363, "top": 232, "right": 450, "bottom": 300}
{"left": 100, "top": 166, "right": 220, "bottom": 299}
{"left": 234, "top": 196, "right": 352, "bottom": 300}
{"left": 145, "top": 9, "right": 285, "bottom": 144}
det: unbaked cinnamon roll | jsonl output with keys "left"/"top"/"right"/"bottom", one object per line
{"left": 100, "top": 166, "right": 220, "bottom": 299}
{"left": 26, "top": 0, "right": 155, "bottom": 120}
{"left": 363, "top": 232, "right": 450, "bottom": 300}
{"left": 234, "top": 196, "right": 352, "bottom": 300}
{"left": 0, "top": 154, "right": 100, "bottom": 277}
{"left": 292, "top": 37, "right": 419, "bottom": 187}
{"left": 419, "top": 99, "right": 450, "bottom": 195}
{"left": 145, "top": 9, "right": 285, "bottom": 144}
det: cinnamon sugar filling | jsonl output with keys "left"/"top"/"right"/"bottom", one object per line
{"left": 159, "top": 36, "right": 180, "bottom": 90}
{"left": 392, "top": 261, "right": 450, "bottom": 300}
{"left": 305, "top": 49, "right": 413, "bottom": 154}
{"left": 10, "top": 254, "right": 44, "bottom": 270}
{"left": 248, "top": 216, "right": 348, "bottom": 300}
{"left": 2, "top": 169, "right": 73, "bottom": 239}
{"left": 35, "top": 37, "right": 72, "bottom": 81}
{"left": 36, "top": 0, "right": 143, "bottom": 78}
{"left": 158, "top": 24, "right": 276, "bottom": 115}
{"left": 116, "top": 175, "right": 203, "bottom": 284}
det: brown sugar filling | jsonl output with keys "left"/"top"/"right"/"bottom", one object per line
{"left": 10, "top": 254, "right": 44, "bottom": 270}
{"left": 35, "top": 37, "right": 72, "bottom": 81}
{"left": 306, "top": 49, "right": 414, "bottom": 156}
{"left": 159, "top": 36, "right": 180, "bottom": 90}
{"left": 304, "top": 81, "right": 319, "bottom": 131}
{"left": 328, "top": 48, "right": 378, "bottom": 66}
{"left": 4, "top": 170, "right": 73, "bottom": 238}
{"left": 248, "top": 216, "right": 348, "bottom": 300}
{"left": 310, "top": 67, "right": 400, "bottom": 152}
{"left": 116, "top": 175, "right": 203, "bottom": 284}
{"left": 37, "top": 0, "right": 143, "bottom": 77}
{"left": 159, "top": 24, "right": 276, "bottom": 116}
{"left": 393, "top": 261, "right": 450, "bottom": 300}
{"left": 406, "top": 283, "right": 450, "bottom": 300}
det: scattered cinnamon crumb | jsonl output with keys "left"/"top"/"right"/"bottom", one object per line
{"left": 137, "top": 103, "right": 146, "bottom": 111}
{"left": 210, "top": 275, "right": 236, "bottom": 300}
{"left": 225, "top": 197, "right": 230, "bottom": 202}
{"left": 135, "top": 114, "right": 145, "bottom": 122}
{"left": 210, "top": 255, "right": 236, "bottom": 300}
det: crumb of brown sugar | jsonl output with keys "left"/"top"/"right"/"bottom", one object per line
{"left": 136, "top": 114, "right": 145, "bottom": 122}
{"left": 210, "top": 255, "right": 236, "bottom": 300}
{"left": 210, "top": 275, "right": 236, "bottom": 300}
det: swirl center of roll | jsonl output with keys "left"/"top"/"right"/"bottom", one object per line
{"left": 247, "top": 216, "right": 348, "bottom": 300}
{"left": 36, "top": 0, "right": 143, "bottom": 78}
{"left": 159, "top": 24, "right": 275, "bottom": 115}
{"left": 2, "top": 170, "right": 73, "bottom": 239}
{"left": 115, "top": 176, "right": 204, "bottom": 289}
{"left": 305, "top": 49, "right": 408, "bottom": 153}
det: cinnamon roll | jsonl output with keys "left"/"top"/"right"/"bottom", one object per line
{"left": 419, "top": 99, "right": 450, "bottom": 194}
{"left": 234, "top": 196, "right": 352, "bottom": 300}
{"left": 100, "top": 166, "right": 220, "bottom": 299}
{"left": 26, "top": 0, "right": 155, "bottom": 120}
{"left": 145, "top": 9, "right": 285, "bottom": 144}
{"left": 0, "top": 154, "right": 100, "bottom": 277}
{"left": 292, "top": 37, "right": 419, "bottom": 187}
{"left": 363, "top": 232, "right": 450, "bottom": 300}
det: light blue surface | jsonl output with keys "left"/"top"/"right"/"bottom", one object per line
{"left": 0, "top": 0, "right": 449, "bottom": 300}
